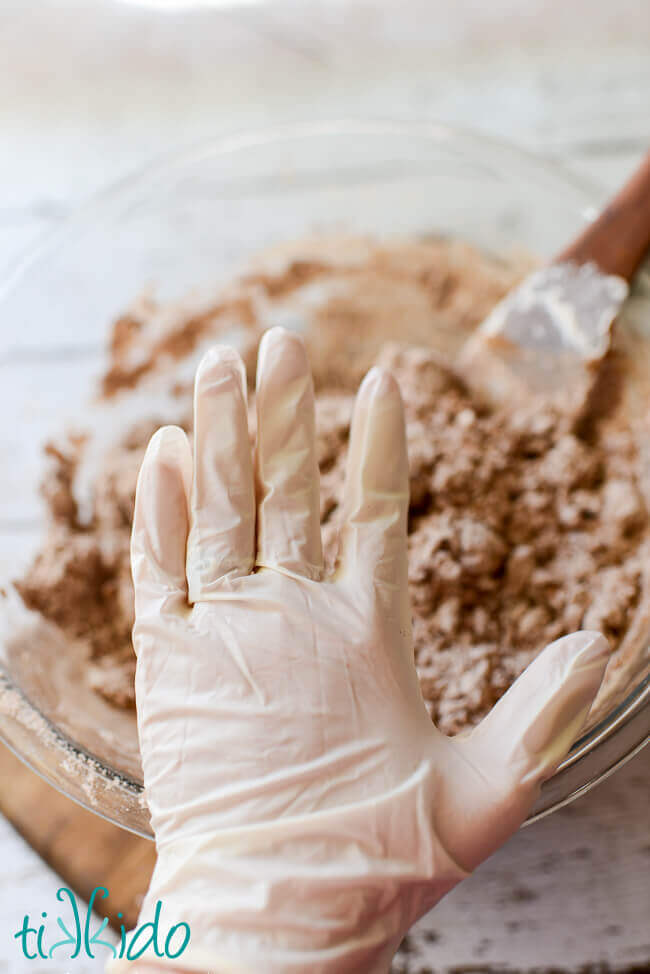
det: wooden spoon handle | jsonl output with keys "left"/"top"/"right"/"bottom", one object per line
{"left": 555, "top": 149, "right": 650, "bottom": 282}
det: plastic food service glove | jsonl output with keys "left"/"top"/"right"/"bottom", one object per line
{"left": 113, "top": 327, "right": 609, "bottom": 974}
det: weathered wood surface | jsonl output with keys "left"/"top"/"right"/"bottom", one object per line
{"left": 0, "top": 745, "right": 154, "bottom": 935}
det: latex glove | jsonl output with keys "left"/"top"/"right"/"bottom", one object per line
{"left": 110, "top": 327, "right": 608, "bottom": 974}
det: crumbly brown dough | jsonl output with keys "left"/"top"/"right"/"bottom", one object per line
{"left": 15, "top": 236, "right": 649, "bottom": 735}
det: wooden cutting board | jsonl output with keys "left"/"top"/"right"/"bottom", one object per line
{"left": 0, "top": 743, "right": 155, "bottom": 930}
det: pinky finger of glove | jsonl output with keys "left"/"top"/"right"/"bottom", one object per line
{"left": 131, "top": 425, "right": 192, "bottom": 621}
{"left": 438, "top": 631, "right": 609, "bottom": 870}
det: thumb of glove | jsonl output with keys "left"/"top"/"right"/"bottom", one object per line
{"left": 434, "top": 631, "right": 609, "bottom": 870}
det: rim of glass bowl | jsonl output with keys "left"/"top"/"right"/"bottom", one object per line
{"left": 0, "top": 120, "right": 648, "bottom": 838}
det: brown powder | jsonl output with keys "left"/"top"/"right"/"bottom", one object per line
{"left": 14, "top": 235, "right": 649, "bottom": 735}
{"left": 101, "top": 296, "right": 257, "bottom": 398}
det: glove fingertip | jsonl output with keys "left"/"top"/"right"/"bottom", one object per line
{"left": 196, "top": 344, "right": 248, "bottom": 400}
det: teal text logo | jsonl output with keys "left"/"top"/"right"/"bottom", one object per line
{"left": 13, "top": 887, "right": 190, "bottom": 962}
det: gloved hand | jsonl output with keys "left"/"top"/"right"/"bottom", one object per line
{"left": 111, "top": 327, "right": 608, "bottom": 974}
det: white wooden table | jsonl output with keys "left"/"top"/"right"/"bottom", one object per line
{"left": 0, "top": 2, "right": 649, "bottom": 971}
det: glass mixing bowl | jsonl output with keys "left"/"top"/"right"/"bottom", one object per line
{"left": 0, "top": 121, "right": 648, "bottom": 837}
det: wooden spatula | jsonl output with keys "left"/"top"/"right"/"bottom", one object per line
{"left": 459, "top": 151, "right": 650, "bottom": 410}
